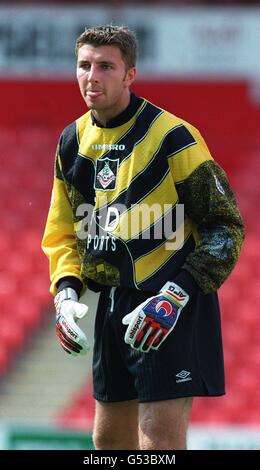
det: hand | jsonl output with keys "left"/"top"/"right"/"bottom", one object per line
{"left": 54, "top": 287, "right": 89, "bottom": 356}
{"left": 122, "top": 281, "right": 189, "bottom": 353}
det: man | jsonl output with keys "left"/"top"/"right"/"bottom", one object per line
{"left": 42, "top": 25, "right": 244, "bottom": 450}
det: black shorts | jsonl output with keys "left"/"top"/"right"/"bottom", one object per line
{"left": 92, "top": 286, "right": 225, "bottom": 402}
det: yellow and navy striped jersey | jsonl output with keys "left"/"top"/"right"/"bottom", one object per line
{"left": 42, "top": 93, "right": 244, "bottom": 296}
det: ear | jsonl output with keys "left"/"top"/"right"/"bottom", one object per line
{"left": 124, "top": 67, "right": 137, "bottom": 87}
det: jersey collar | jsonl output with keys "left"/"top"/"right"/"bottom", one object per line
{"left": 91, "top": 93, "right": 144, "bottom": 128}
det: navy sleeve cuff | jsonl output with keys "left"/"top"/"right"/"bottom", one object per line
{"left": 173, "top": 269, "right": 200, "bottom": 297}
{"left": 56, "top": 276, "right": 83, "bottom": 298}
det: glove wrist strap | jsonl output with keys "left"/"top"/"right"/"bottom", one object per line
{"left": 55, "top": 287, "right": 78, "bottom": 305}
{"left": 160, "top": 281, "right": 189, "bottom": 307}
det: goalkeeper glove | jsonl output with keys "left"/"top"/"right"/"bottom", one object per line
{"left": 122, "top": 281, "right": 189, "bottom": 353}
{"left": 54, "top": 287, "right": 89, "bottom": 356}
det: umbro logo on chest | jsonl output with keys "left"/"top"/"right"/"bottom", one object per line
{"left": 92, "top": 144, "right": 125, "bottom": 151}
{"left": 94, "top": 158, "right": 119, "bottom": 191}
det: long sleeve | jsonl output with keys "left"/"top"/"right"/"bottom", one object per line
{"left": 168, "top": 123, "right": 245, "bottom": 294}
{"left": 42, "top": 145, "right": 83, "bottom": 296}
{"left": 176, "top": 159, "right": 245, "bottom": 294}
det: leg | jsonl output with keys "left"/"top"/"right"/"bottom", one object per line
{"left": 93, "top": 399, "right": 139, "bottom": 450}
{"left": 139, "top": 397, "right": 193, "bottom": 450}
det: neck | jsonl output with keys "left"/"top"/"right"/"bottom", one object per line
{"left": 92, "top": 92, "right": 131, "bottom": 127}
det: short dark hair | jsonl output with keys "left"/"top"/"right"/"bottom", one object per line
{"left": 75, "top": 25, "right": 138, "bottom": 69}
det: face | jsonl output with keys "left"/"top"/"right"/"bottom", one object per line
{"left": 76, "top": 44, "right": 136, "bottom": 124}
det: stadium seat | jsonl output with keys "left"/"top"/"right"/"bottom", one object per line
{"left": 0, "top": 126, "right": 57, "bottom": 376}
{"left": 0, "top": 345, "right": 10, "bottom": 374}
{"left": 0, "top": 317, "right": 25, "bottom": 352}
{"left": 56, "top": 383, "right": 95, "bottom": 431}
{"left": 14, "top": 298, "right": 43, "bottom": 330}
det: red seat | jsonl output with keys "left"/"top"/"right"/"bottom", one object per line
{"left": 0, "top": 272, "right": 17, "bottom": 297}
{"left": 8, "top": 251, "right": 34, "bottom": 276}
{"left": 0, "top": 317, "right": 25, "bottom": 352}
{"left": 0, "top": 182, "right": 52, "bottom": 373}
{"left": 0, "top": 345, "right": 10, "bottom": 374}
{"left": 56, "top": 383, "right": 95, "bottom": 430}
{"left": 14, "top": 298, "right": 42, "bottom": 330}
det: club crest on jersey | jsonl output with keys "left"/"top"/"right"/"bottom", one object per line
{"left": 94, "top": 158, "right": 119, "bottom": 191}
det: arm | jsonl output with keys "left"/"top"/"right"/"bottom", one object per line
{"left": 42, "top": 140, "right": 88, "bottom": 356}
{"left": 123, "top": 124, "right": 244, "bottom": 352}
{"left": 42, "top": 142, "right": 83, "bottom": 296}
{"left": 176, "top": 159, "right": 245, "bottom": 295}
{"left": 168, "top": 122, "right": 244, "bottom": 294}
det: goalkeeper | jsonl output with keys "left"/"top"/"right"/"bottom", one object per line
{"left": 42, "top": 25, "right": 244, "bottom": 450}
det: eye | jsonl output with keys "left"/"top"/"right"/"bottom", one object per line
{"left": 102, "top": 64, "right": 113, "bottom": 70}
{"left": 79, "top": 63, "right": 91, "bottom": 70}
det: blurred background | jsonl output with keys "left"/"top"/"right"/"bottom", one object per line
{"left": 0, "top": 0, "right": 259, "bottom": 450}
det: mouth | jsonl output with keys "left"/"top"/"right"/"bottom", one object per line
{"left": 86, "top": 90, "right": 103, "bottom": 98}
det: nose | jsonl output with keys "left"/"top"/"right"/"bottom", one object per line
{"left": 88, "top": 64, "right": 99, "bottom": 83}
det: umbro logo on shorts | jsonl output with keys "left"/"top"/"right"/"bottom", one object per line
{"left": 175, "top": 370, "right": 192, "bottom": 383}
